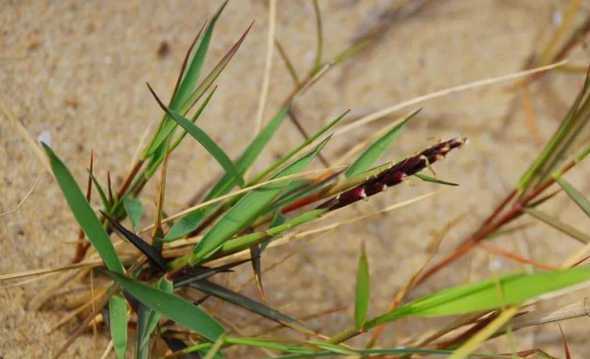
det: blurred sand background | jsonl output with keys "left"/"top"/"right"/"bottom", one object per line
{"left": 2, "top": 0, "right": 590, "bottom": 357}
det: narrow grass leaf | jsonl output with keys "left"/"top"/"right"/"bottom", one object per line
{"left": 172, "top": 1, "right": 227, "bottom": 110}
{"left": 525, "top": 207, "right": 590, "bottom": 244}
{"left": 164, "top": 108, "right": 289, "bottom": 241}
{"left": 109, "top": 294, "right": 128, "bottom": 359}
{"left": 141, "top": 278, "right": 174, "bottom": 349}
{"left": 414, "top": 173, "right": 459, "bottom": 186}
{"left": 107, "top": 271, "right": 224, "bottom": 341}
{"left": 203, "top": 334, "right": 226, "bottom": 359}
{"left": 556, "top": 177, "right": 590, "bottom": 217}
{"left": 122, "top": 196, "right": 144, "bottom": 232}
{"left": 354, "top": 243, "right": 370, "bottom": 329}
{"left": 345, "top": 109, "right": 418, "bottom": 178}
{"left": 219, "top": 208, "right": 327, "bottom": 256}
{"left": 188, "top": 280, "right": 299, "bottom": 325}
{"left": 518, "top": 73, "right": 590, "bottom": 193}
{"left": 42, "top": 143, "right": 124, "bottom": 273}
{"left": 181, "top": 21, "right": 253, "bottom": 117}
{"left": 148, "top": 84, "right": 245, "bottom": 187}
{"left": 135, "top": 303, "right": 151, "bottom": 359}
{"left": 102, "top": 212, "right": 168, "bottom": 271}
{"left": 143, "top": 1, "right": 228, "bottom": 157}
{"left": 170, "top": 86, "right": 218, "bottom": 152}
{"left": 252, "top": 110, "right": 348, "bottom": 183}
{"left": 192, "top": 137, "right": 331, "bottom": 262}
{"left": 88, "top": 171, "right": 111, "bottom": 210}
{"left": 308, "top": 341, "right": 356, "bottom": 355}
{"left": 368, "top": 266, "right": 590, "bottom": 327}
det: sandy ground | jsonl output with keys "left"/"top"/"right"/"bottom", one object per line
{"left": 2, "top": 0, "right": 590, "bottom": 357}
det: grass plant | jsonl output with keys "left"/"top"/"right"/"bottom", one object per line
{"left": 3, "top": 1, "right": 590, "bottom": 358}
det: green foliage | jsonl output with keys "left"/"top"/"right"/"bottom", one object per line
{"left": 107, "top": 271, "right": 224, "bottom": 341}
{"left": 345, "top": 109, "right": 417, "bottom": 178}
{"left": 368, "top": 266, "right": 590, "bottom": 327}
{"left": 354, "top": 243, "right": 370, "bottom": 329}
{"left": 164, "top": 107, "right": 289, "bottom": 241}
{"left": 123, "top": 196, "right": 144, "bottom": 232}
{"left": 42, "top": 143, "right": 124, "bottom": 274}
{"left": 109, "top": 295, "right": 128, "bottom": 359}
{"left": 518, "top": 73, "right": 590, "bottom": 193}
{"left": 191, "top": 137, "right": 331, "bottom": 263}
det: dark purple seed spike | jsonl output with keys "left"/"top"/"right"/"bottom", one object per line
{"left": 318, "top": 137, "right": 465, "bottom": 211}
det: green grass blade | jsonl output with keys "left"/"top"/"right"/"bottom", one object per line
{"left": 525, "top": 207, "right": 590, "bottom": 244}
{"left": 191, "top": 138, "right": 331, "bottom": 262}
{"left": 149, "top": 84, "right": 245, "bottom": 187}
{"left": 414, "top": 173, "right": 459, "bottom": 186}
{"left": 203, "top": 334, "right": 226, "bottom": 359}
{"left": 136, "top": 279, "right": 174, "bottom": 358}
{"left": 122, "top": 196, "right": 144, "bottom": 232}
{"left": 345, "top": 109, "right": 418, "bottom": 178}
{"left": 169, "top": 86, "right": 218, "bottom": 152}
{"left": 307, "top": 341, "right": 356, "bottom": 355}
{"left": 135, "top": 302, "right": 150, "bottom": 359}
{"left": 517, "top": 74, "right": 590, "bottom": 193}
{"left": 556, "top": 177, "right": 590, "bottom": 218}
{"left": 189, "top": 280, "right": 299, "bottom": 325}
{"left": 218, "top": 209, "right": 326, "bottom": 256}
{"left": 109, "top": 295, "right": 128, "bottom": 359}
{"left": 88, "top": 171, "right": 111, "bottom": 210}
{"left": 354, "top": 243, "right": 370, "bottom": 329}
{"left": 140, "top": 278, "right": 174, "bottom": 350}
{"left": 145, "top": 21, "right": 253, "bottom": 158}
{"left": 251, "top": 110, "right": 349, "bottom": 183}
{"left": 164, "top": 107, "right": 289, "bottom": 241}
{"left": 181, "top": 22, "right": 253, "bottom": 117}
{"left": 107, "top": 271, "right": 224, "bottom": 341}
{"left": 172, "top": 1, "right": 227, "bottom": 110}
{"left": 143, "top": 1, "right": 228, "bottom": 158}
{"left": 42, "top": 143, "right": 124, "bottom": 274}
{"left": 368, "top": 266, "right": 590, "bottom": 327}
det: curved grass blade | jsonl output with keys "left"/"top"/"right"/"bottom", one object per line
{"left": 102, "top": 211, "right": 168, "bottom": 271}
{"left": 354, "top": 243, "right": 370, "bottom": 329}
{"left": 107, "top": 271, "right": 224, "bottom": 341}
{"left": 188, "top": 280, "right": 300, "bottom": 327}
{"left": 191, "top": 137, "right": 331, "bottom": 262}
{"left": 368, "top": 266, "right": 590, "bottom": 327}
{"left": 42, "top": 143, "right": 124, "bottom": 274}
{"left": 164, "top": 107, "right": 289, "bottom": 241}
{"left": 345, "top": 109, "right": 418, "bottom": 178}
{"left": 108, "top": 295, "right": 128, "bottom": 359}
{"left": 148, "top": 84, "right": 245, "bottom": 188}
{"left": 122, "top": 195, "right": 144, "bottom": 232}
{"left": 169, "top": 86, "right": 218, "bottom": 152}
{"left": 556, "top": 177, "right": 590, "bottom": 217}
